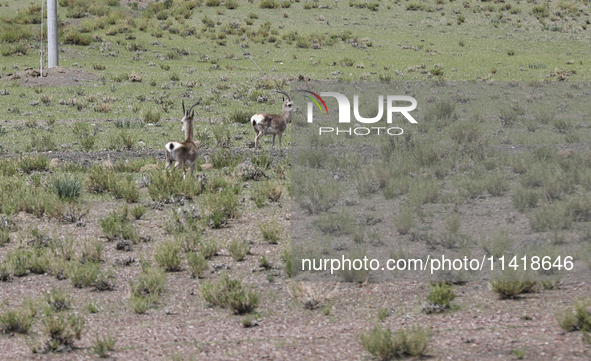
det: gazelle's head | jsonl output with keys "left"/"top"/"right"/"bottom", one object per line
{"left": 181, "top": 101, "right": 199, "bottom": 132}
{"left": 274, "top": 90, "right": 297, "bottom": 123}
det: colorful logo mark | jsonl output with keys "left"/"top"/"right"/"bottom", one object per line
{"left": 299, "top": 90, "right": 329, "bottom": 114}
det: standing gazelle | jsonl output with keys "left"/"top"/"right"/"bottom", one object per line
{"left": 165, "top": 101, "right": 199, "bottom": 178}
{"left": 251, "top": 90, "right": 297, "bottom": 149}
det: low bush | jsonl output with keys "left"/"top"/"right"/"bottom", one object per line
{"left": 154, "top": 241, "right": 183, "bottom": 272}
{"left": 227, "top": 238, "right": 249, "bottom": 261}
{"left": 359, "top": 325, "right": 431, "bottom": 359}
{"left": 422, "top": 283, "right": 456, "bottom": 314}
{"left": 201, "top": 273, "right": 260, "bottom": 315}
{"left": 40, "top": 309, "right": 85, "bottom": 352}
{"left": 258, "top": 218, "right": 282, "bottom": 244}
{"left": 556, "top": 298, "right": 591, "bottom": 332}
{"left": 186, "top": 251, "right": 208, "bottom": 278}
{"left": 0, "top": 308, "right": 35, "bottom": 334}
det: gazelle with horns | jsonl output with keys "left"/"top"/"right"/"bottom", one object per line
{"left": 251, "top": 90, "right": 297, "bottom": 149}
{"left": 165, "top": 101, "right": 199, "bottom": 178}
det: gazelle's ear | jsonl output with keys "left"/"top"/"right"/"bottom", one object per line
{"left": 282, "top": 97, "right": 285, "bottom": 102}
{"left": 191, "top": 110, "right": 195, "bottom": 118}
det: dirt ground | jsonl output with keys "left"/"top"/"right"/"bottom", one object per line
{"left": 0, "top": 143, "right": 589, "bottom": 360}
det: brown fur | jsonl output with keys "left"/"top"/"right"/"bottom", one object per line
{"left": 251, "top": 91, "right": 297, "bottom": 149}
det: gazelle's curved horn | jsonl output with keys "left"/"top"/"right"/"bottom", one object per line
{"left": 182, "top": 100, "right": 186, "bottom": 115}
{"left": 273, "top": 90, "right": 292, "bottom": 101}
{"left": 187, "top": 102, "right": 199, "bottom": 115}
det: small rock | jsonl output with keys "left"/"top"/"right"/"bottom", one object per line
{"left": 200, "top": 163, "right": 214, "bottom": 171}
{"left": 235, "top": 159, "right": 266, "bottom": 181}
{"left": 0, "top": 89, "right": 9, "bottom": 96}
{"left": 115, "top": 240, "right": 133, "bottom": 252}
{"left": 49, "top": 158, "right": 60, "bottom": 169}
{"left": 139, "top": 164, "right": 159, "bottom": 172}
{"left": 557, "top": 149, "right": 574, "bottom": 158}
{"left": 129, "top": 73, "right": 142, "bottom": 82}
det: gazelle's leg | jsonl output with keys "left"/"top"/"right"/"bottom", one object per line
{"left": 272, "top": 135, "right": 276, "bottom": 148}
{"left": 165, "top": 150, "right": 173, "bottom": 169}
{"left": 255, "top": 132, "right": 264, "bottom": 149}
{"left": 278, "top": 133, "right": 282, "bottom": 148}
{"left": 190, "top": 163, "right": 195, "bottom": 177}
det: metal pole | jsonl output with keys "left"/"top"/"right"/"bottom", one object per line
{"left": 40, "top": 0, "right": 43, "bottom": 76}
{"left": 47, "top": 0, "right": 58, "bottom": 68}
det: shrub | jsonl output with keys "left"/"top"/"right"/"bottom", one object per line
{"left": 359, "top": 325, "right": 431, "bottom": 359}
{"left": 490, "top": 271, "right": 537, "bottom": 299}
{"left": 91, "top": 333, "right": 117, "bottom": 358}
{"left": 293, "top": 171, "right": 341, "bottom": 214}
{"left": 499, "top": 108, "right": 518, "bottom": 127}
{"left": 258, "top": 218, "right": 282, "bottom": 243}
{"left": 28, "top": 248, "right": 51, "bottom": 274}
{"left": 228, "top": 239, "right": 250, "bottom": 261}
{"left": 93, "top": 270, "right": 116, "bottom": 291}
{"left": 108, "top": 130, "right": 134, "bottom": 150}
{"left": 0, "top": 308, "right": 35, "bottom": 334}
{"left": 288, "top": 281, "right": 337, "bottom": 310}
{"left": 0, "top": 262, "right": 11, "bottom": 282}
{"left": 7, "top": 248, "right": 29, "bottom": 277}
{"left": 148, "top": 170, "right": 204, "bottom": 202}
{"left": 68, "top": 262, "right": 100, "bottom": 288}
{"left": 19, "top": 156, "right": 49, "bottom": 173}
{"left": 0, "top": 24, "right": 33, "bottom": 43}
{"left": 313, "top": 213, "right": 355, "bottom": 236}
{"left": 529, "top": 202, "right": 572, "bottom": 232}
{"left": 281, "top": 248, "right": 293, "bottom": 277}
{"left": 204, "top": 190, "right": 240, "bottom": 228}
{"left": 1, "top": 43, "right": 29, "bottom": 56}
{"left": 259, "top": 0, "right": 279, "bottom": 9}
{"left": 225, "top": 0, "right": 239, "bottom": 9}
{"left": 408, "top": 178, "right": 439, "bottom": 206}
{"left": 40, "top": 309, "right": 85, "bottom": 352}
{"left": 111, "top": 177, "right": 140, "bottom": 203}
{"left": 81, "top": 239, "right": 103, "bottom": 263}
{"left": 339, "top": 249, "right": 370, "bottom": 283}
{"left": 556, "top": 298, "right": 591, "bottom": 332}
{"left": 395, "top": 208, "right": 414, "bottom": 235}
{"left": 211, "top": 149, "right": 244, "bottom": 169}
{"left": 485, "top": 173, "right": 509, "bottom": 197}
{"left": 86, "top": 165, "right": 116, "bottom": 194}
{"left": 531, "top": 4, "right": 549, "bottom": 18}
{"left": 63, "top": 30, "right": 92, "bottom": 45}
{"left": 513, "top": 188, "right": 540, "bottom": 211}
{"left": 262, "top": 180, "right": 283, "bottom": 202}
{"left": 99, "top": 208, "right": 137, "bottom": 242}
{"left": 252, "top": 187, "right": 267, "bottom": 208}
{"left": 199, "top": 240, "right": 219, "bottom": 259}
{"left": 131, "top": 205, "right": 146, "bottom": 220}
{"left": 44, "top": 288, "right": 72, "bottom": 312}
{"left": 481, "top": 230, "right": 513, "bottom": 258}
{"left": 186, "top": 251, "right": 208, "bottom": 278}
{"left": 144, "top": 109, "right": 161, "bottom": 124}
{"left": 228, "top": 109, "right": 251, "bottom": 124}
{"left": 129, "top": 265, "right": 166, "bottom": 299}
{"left": 201, "top": 273, "right": 260, "bottom": 314}
{"left": 406, "top": 2, "right": 423, "bottom": 11}
{"left": 154, "top": 241, "right": 183, "bottom": 272}
{"left": 422, "top": 283, "right": 456, "bottom": 314}
{"left": 128, "top": 295, "right": 151, "bottom": 314}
